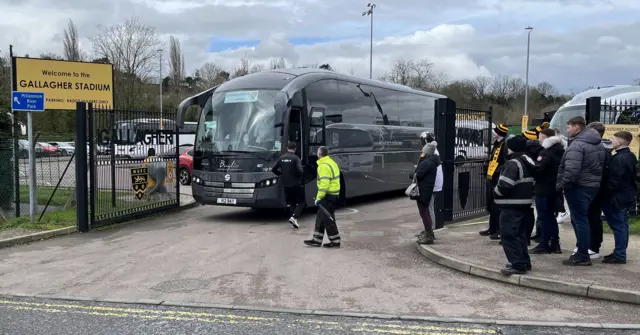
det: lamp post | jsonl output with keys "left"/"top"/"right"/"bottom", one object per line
{"left": 524, "top": 26, "right": 533, "bottom": 117}
{"left": 362, "top": 3, "right": 376, "bottom": 79}
{"left": 157, "top": 49, "right": 163, "bottom": 129}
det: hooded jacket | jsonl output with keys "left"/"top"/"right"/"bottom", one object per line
{"left": 414, "top": 142, "right": 441, "bottom": 204}
{"left": 533, "top": 135, "right": 566, "bottom": 196}
{"left": 493, "top": 151, "right": 536, "bottom": 208}
{"left": 556, "top": 128, "right": 607, "bottom": 190}
{"left": 602, "top": 147, "right": 638, "bottom": 210}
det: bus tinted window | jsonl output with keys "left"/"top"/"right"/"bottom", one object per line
{"left": 338, "top": 81, "right": 375, "bottom": 125}
{"left": 305, "top": 80, "right": 342, "bottom": 124}
{"left": 366, "top": 86, "right": 399, "bottom": 126}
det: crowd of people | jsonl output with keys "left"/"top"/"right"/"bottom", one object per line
{"left": 479, "top": 117, "right": 637, "bottom": 275}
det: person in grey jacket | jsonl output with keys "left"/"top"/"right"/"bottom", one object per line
{"left": 556, "top": 116, "right": 607, "bottom": 266}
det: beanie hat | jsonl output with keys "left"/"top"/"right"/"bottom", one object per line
{"left": 523, "top": 129, "right": 538, "bottom": 140}
{"left": 506, "top": 135, "right": 528, "bottom": 153}
{"left": 535, "top": 121, "right": 550, "bottom": 133}
{"left": 493, "top": 124, "right": 509, "bottom": 137}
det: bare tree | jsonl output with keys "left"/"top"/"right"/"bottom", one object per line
{"left": 197, "top": 62, "right": 226, "bottom": 89}
{"left": 269, "top": 57, "right": 286, "bottom": 70}
{"left": 250, "top": 63, "right": 265, "bottom": 73}
{"left": 63, "top": 20, "right": 83, "bottom": 61}
{"left": 169, "top": 36, "right": 185, "bottom": 86}
{"left": 467, "top": 76, "right": 492, "bottom": 99}
{"left": 536, "top": 81, "right": 558, "bottom": 97}
{"left": 381, "top": 58, "right": 443, "bottom": 90}
{"left": 381, "top": 58, "right": 412, "bottom": 85}
{"left": 39, "top": 52, "right": 64, "bottom": 60}
{"left": 90, "top": 16, "right": 162, "bottom": 108}
{"left": 232, "top": 57, "right": 252, "bottom": 78}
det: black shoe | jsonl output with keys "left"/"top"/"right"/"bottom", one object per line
{"left": 323, "top": 242, "right": 341, "bottom": 248}
{"left": 603, "top": 253, "right": 615, "bottom": 261}
{"left": 531, "top": 232, "right": 541, "bottom": 243}
{"left": 304, "top": 240, "right": 322, "bottom": 247}
{"left": 506, "top": 263, "right": 532, "bottom": 271}
{"left": 501, "top": 267, "right": 527, "bottom": 276}
{"left": 562, "top": 254, "right": 592, "bottom": 266}
{"left": 415, "top": 231, "right": 425, "bottom": 238}
{"left": 479, "top": 229, "right": 491, "bottom": 236}
{"left": 530, "top": 244, "right": 552, "bottom": 254}
{"left": 550, "top": 241, "right": 562, "bottom": 254}
{"left": 489, "top": 234, "right": 501, "bottom": 240}
{"left": 499, "top": 241, "right": 503, "bottom": 246}
{"left": 602, "top": 256, "right": 626, "bottom": 264}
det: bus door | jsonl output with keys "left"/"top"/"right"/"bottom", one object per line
{"left": 288, "top": 108, "right": 303, "bottom": 158}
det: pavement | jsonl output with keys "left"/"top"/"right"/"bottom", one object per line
{"left": 423, "top": 220, "right": 640, "bottom": 296}
{"left": 3, "top": 296, "right": 636, "bottom": 335}
{"left": 0, "top": 193, "right": 640, "bottom": 325}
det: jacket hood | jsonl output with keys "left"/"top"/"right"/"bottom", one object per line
{"left": 422, "top": 141, "right": 438, "bottom": 155}
{"left": 573, "top": 128, "right": 602, "bottom": 145}
{"left": 601, "top": 138, "right": 614, "bottom": 152}
{"left": 542, "top": 135, "right": 567, "bottom": 149}
{"left": 509, "top": 151, "right": 536, "bottom": 167}
{"left": 424, "top": 151, "right": 441, "bottom": 166}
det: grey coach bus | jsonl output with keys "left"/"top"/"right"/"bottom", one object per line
{"left": 177, "top": 68, "right": 445, "bottom": 209}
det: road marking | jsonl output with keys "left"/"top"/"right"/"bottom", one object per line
{"left": 0, "top": 299, "right": 497, "bottom": 334}
{"left": 335, "top": 208, "right": 359, "bottom": 215}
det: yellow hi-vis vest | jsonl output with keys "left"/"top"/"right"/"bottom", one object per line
{"left": 316, "top": 156, "right": 341, "bottom": 200}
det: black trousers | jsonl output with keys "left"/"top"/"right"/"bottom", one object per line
{"left": 588, "top": 191, "right": 604, "bottom": 253}
{"left": 284, "top": 186, "right": 305, "bottom": 219}
{"left": 525, "top": 207, "right": 535, "bottom": 243}
{"left": 312, "top": 195, "right": 340, "bottom": 244}
{"left": 487, "top": 180, "right": 500, "bottom": 235}
{"left": 499, "top": 207, "right": 531, "bottom": 271}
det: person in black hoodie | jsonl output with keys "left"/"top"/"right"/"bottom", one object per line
{"left": 530, "top": 128, "right": 566, "bottom": 254}
{"left": 494, "top": 135, "right": 536, "bottom": 276}
{"left": 271, "top": 141, "right": 305, "bottom": 229}
{"left": 412, "top": 141, "right": 441, "bottom": 245}
{"left": 601, "top": 131, "right": 638, "bottom": 264}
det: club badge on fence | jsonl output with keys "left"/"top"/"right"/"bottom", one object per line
{"left": 131, "top": 167, "right": 149, "bottom": 200}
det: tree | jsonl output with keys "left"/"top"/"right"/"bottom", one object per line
{"left": 633, "top": 78, "right": 640, "bottom": 86}
{"left": 39, "top": 52, "right": 64, "bottom": 60}
{"left": 197, "top": 62, "right": 227, "bottom": 89}
{"left": 319, "top": 64, "right": 333, "bottom": 71}
{"left": 90, "top": 16, "right": 162, "bottom": 109}
{"left": 380, "top": 58, "right": 444, "bottom": 91}
{"left": 169, "top": 36, "right": 185, "bottom": 87}
{"left": 63, "top": 19, "right": 83, "bottom": 61}
{"left": 269, "top": 58, "right": 286, "bottom": 70}
{"left": 232, "top": 57, "right": 252, "bottom": 78}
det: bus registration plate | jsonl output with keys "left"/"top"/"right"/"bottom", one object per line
{"left": 217, "top": 198, "right": 237, "bottom": 205}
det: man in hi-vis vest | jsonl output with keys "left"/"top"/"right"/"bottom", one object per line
{"left": 480, "top": 124, "right": 509, "bottom": 240}
{"left": 304, "top": 146, "right": 342, "bottom": 248}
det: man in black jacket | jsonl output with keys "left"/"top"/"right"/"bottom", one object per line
{"left": 480, "top": 124, "right": 510, "bottom": 240}
{"left": 272, "top": 141, "right": 305, "bottom": 228}
{"left": 530, "top": 128, "right": 566, "bottom": 254}
{"left": 601, "top": 131, "right": 638, "bottom": 264}
{"left": 494, "top": 135, "right": 536, "bottom": 275}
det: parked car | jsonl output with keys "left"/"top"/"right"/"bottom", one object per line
{"left": 178, "top": 146, "right": 194, "bottom": 185}
{"left": 38, "top": 142, "right": 61, "bottom": 157}
{"left": 17, "top": 140, "right": 45, "bottom": 158}
{"left": 159, "top": 144, "right": 193, "bottom": 158}
{"left": 48, "top": 142, "right": 75, "bottom": 156}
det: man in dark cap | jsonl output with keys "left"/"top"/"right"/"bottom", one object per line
{"left": 493, "top": 135, "right": 536, "bottom": 275}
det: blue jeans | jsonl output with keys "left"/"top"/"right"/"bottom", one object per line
{"left": 535, "top": 195, "right": 559, "bottom": 246}
{"left": 602, "top": 199, "right": 629, "bottom": 260}
{"left": 565, "top": 187, "right": 598, "bottom": 259}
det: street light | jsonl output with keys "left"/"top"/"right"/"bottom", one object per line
{"left": 157, "top": 49, "right": 164, "bottom": 129}
{"left": 524, "top": 26, "right": 533, "bottom": 117}
{"left": 362, "top": 3, "right": 376, "bottom": 79}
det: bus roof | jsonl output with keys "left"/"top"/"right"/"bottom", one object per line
{"left": 561, "top": 85, "right": 640, "bottom": 108}
{"left": 215, "top": 68, "right": 446, "bottom": 99}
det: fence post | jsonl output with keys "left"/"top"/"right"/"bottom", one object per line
{"left": 585, "top": 96, "right": 601, "bottom": 123}
{"left": 435, "top": 98, "right": 456, "bottom": 226}
{"left": 75, "top": 102, "right": 90, "bottom": 233}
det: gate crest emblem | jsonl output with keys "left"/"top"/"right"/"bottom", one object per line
{"left": 131, "top": 167, "right": 149, "bottom": 200}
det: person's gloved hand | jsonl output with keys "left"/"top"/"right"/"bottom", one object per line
{"left": 315, "top": 199, "right": 321, "bottom": 206}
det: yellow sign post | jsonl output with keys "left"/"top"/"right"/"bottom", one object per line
{"left": 603, "top": 124, "right": 640, "bottom": 157}
{"left": 521, "top": 114, "right": 529, "bottom": 132}
{"left": 13, "top": 57, "right": 114, "bottom": 110}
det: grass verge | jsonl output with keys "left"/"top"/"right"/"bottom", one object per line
{"left": 603, "top": 217, "right": 640, "bottom": 235}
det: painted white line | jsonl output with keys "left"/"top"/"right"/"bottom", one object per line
{"left": 335, "top": 208, "right": 359, "bottom": 215}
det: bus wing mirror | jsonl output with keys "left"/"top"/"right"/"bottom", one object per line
{"left": 177, "top": 86, "right": 217, "bottom": 127}
{"left": 326, "top": 114, "right": 343, "bottom": 123}
{"left": 274, "top": 91, "right": 290, "bottom": 124}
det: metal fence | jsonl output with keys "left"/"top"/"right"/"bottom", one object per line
{"left": 0, "top": 110, "right": 78, "bottom": 226}
{"left": 434, "top": 98, "right": 492, "bottom": 226}
{"left": 75, "top": 102, "right": 181, "bottom": 230}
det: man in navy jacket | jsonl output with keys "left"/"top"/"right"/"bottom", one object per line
{"left": 601, "top": 131, "right": 638, "bottom": 264}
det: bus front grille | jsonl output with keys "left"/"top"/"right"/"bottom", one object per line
{"left": 204, "top": 187, "right": 255, "bottom": 199}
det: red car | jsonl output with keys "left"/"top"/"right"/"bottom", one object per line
{"left": 38, "top": 142, "right": 61, "bottom": 157}
{"left": 178, "top": 146, "right": 194, "bottom": 185}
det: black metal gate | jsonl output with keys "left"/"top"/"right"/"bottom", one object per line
{"left": 434, "top": 98, "right": 492, "bottom": 226}
{"left": 75, "top": 102, "right": 181, "bottom": 231}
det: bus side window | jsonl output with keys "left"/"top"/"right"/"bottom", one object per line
{"left": 309, "top": 107, "right": 325, "bottom": 146}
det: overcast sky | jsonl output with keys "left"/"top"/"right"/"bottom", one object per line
{"left": 2, "top": 0, "right": 639, "bottom": 93}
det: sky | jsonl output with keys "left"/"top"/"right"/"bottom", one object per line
{"left": 1, "top": 0, "right": 640, "bottom": 94}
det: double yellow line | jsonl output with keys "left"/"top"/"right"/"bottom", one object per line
{"left": 0, "top": 300, "right": 497, "bottom": 334}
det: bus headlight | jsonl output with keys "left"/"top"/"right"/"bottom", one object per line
{"left": 256, "top": 178, "right": 278, "bottom": 188}
{"left": 192, "top": 176, "right": 204, "bottom": 185}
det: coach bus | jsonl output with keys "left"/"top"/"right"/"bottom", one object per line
{"left": 177, "top": 68, "right": 445, "bottom": 209}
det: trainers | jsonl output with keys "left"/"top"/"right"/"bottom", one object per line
{"left": 572, "top": 248, "right": 599, "bottom": 259}
{"left": 289, "top": 217, "right": 300, "bottom": 229}
{"left": 303, "top": 240, "right": 321, "bottom": 247}
{"left": 479, "top": 229, "right": 491, "bottom": 236}
{"left": 556, "top": 212, "right": 570, "bottom": 223}
{"left": 323, "top": 242, "right": 341, "bottom": 248}
{"left": 562, "top": 254, "right": 592, "bottom": 266}
{"left": 530, "top": 244, "right": 552, "bottom": 254}
{"left": 489, "top": 234, "right": 501, "bottom": 240}
{"left": 501, "top": 267, "right": 526, "bottom": 276}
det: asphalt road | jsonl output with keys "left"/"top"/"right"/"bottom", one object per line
{"left": 0, "top": 296, "right": 633, "bottom": 335}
